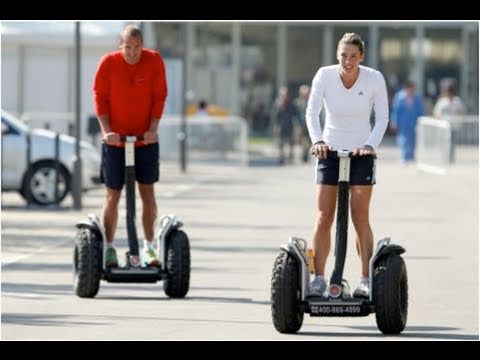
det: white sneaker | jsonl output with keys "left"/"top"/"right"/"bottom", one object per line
{"left": 309, "top": 276, "right": 327, "bottom": 297}
{"left": 353, "top": 277, "right": 370, "bottom": 298}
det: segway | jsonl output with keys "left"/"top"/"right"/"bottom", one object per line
{"left": 73, "top": 136, "right": 190, "bottom": 298}
{"left": 271, "top": 150, "right": 408, "bottom": 335}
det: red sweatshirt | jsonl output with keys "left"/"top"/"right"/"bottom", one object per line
{"left": 93, "top": 49, "right": 168, "bottom": 143}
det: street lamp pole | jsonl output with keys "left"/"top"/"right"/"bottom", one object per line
{"left": 73, "top": 21, "right": 82, "bottom": 210}
{"left": 179, "top": 22, "right": 188, "bottom": 173}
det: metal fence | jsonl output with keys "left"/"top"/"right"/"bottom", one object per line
{"left": 158, "top": 115, "right": 249, "bottom": 166}
{"left": 417, "top": 115, "right": 479, "bottom": 174}
{"left": 21, "top": 112, "right": 76, "bottom": 135}
{"left": 20, "top": 112, "right": 250, "bottom": 166}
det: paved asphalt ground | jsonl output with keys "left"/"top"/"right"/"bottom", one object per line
{"left": 1, "top": 141, "right": 478, "bottom": 340}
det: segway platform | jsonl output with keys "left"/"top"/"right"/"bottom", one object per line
{"left": 306, "top": 298, "right": 374, "bottom": 317}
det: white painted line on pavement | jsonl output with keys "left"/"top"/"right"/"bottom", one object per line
{"left": 2, "top": 183, "right": 199, "bottom": 266}
{"left": 2, "top": 291, "right": 48, "bottom": 299}
{"left": 162, "top": 184, "right": 196, "bottom": 198}
{"left": 2, "top": 238, "right": 72, "bottom": 267}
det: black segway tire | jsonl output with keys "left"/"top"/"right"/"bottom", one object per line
{"left": 374, "top": 255, "right": 408, "bottom": 334}
{"left": 163, "top": 229, "right": 190, "bottom": 298}
{"left": 73, "top": 227, "right": 102, "bottom": 298}
{"left": 271, "top": 251, "right": 304, "bottom": 333}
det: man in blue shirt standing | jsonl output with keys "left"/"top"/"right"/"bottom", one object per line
{"left": 391, "top": 80, "right": 425, "bottom": 163}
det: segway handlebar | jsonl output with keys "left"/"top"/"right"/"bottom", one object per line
{"left": 102, "top": 135, "right": 145, "bottom": 144}
{"left": 312, "top": 149, "right": 377, "bottom": 160}
{"left": 119, "top": 135, "right": 145, "bottom": 142}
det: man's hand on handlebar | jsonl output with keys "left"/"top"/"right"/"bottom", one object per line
{"left": 104, "top": 132, "right": 121, "bottom": 146}
{"left": 143, "top": 131, "right": 158, "bottom": 145}
{"left": 353, "top": 144, "right": 376, "bottom": 157}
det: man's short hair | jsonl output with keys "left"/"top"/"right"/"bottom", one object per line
{"left": 120, "top": 24, "right": 143, "bottom": 43}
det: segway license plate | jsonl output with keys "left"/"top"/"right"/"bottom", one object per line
{"left": 308, "top": 301, "right": 373, "bottom": 317}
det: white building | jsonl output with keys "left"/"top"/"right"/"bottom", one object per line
{"left": 1, "top": 21, "right": 182, "bottom": 140}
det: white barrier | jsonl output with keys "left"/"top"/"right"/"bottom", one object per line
{"left": 158, "top": 115, "right": 249, "bottom": 166}
{"left": 417, "top": 115, "right": 478, "bottom": 174}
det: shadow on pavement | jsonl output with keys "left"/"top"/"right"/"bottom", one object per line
{"left": 2, "top": 261, "right": 72, "bottom": 272}
{"left": 2, "top": 313, "right": 110, "bottom": 326}
{"left": 298, "top": 330, "right": 477, "bottom": 340}
{"left": 97, "top": 295, "right": 270, "bottom": 305}
{"left": 2, "top": 282, "right": 72, "bottom": 296}
{"left": 297, "top": 324, "right": 477, "bottom": 340}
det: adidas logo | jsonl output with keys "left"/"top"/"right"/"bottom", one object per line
{"left": 358, "top": 91, "right": 364, "bottom": 96}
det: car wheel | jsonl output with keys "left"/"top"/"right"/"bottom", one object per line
{"left": 23, "top": 161, "right": 70, "bottom": 205}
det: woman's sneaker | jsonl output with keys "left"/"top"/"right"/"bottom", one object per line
{"left": 105, "top": 247, "right": 118, "bottom": 268}
{"left": 143, "top": 248, "right": 160, "bottom": 267}
{"left": 309, "top": 276, "right": 327, "bottom": 297}
{"left": 353, "top": 277, "right": 370, "bottom": 298}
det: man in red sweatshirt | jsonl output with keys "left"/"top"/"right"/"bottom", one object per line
{"left": 93, "top": 24, "right": 167, "bottom": 268}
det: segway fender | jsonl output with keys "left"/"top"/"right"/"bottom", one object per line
{"left": 280, "top": 237, "right": 310, "bottom": 300}
{"left": 76, "top": 214, "right": 106, "bottom": 269}
{"left": 157, "top": 215, "right": 184, "bottom": 271}
{"left": 75, "top": 221, "right": 95, "bottom": 230}
{"left": 280, "top": 244, "right": 305, "bottom": 272}
{"left": 280, "top": 242, "right": 308, "bottom": 268}
{"left": 280, "top": 245, "right": 299, "bottom": 261}
{"left": 368, "top": 238, "right": 406, "bottom": 301}
{"left": 160, "top": 216, "right": 183, "bottom": 237}
{"left": 75, "top": 221, "right": 102, "bottom": 237}
{"left": 171, "top": 220, "right": 184, "bottom": 232}
{"left": 374, "top": 244, "right": 405, "bottom": 266}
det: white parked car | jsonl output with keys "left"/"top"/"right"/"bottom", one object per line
{"left": 1, "top": 110, "right": 101, "bottom": 205}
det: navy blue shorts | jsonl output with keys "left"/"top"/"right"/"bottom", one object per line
{"left": 100, "top": 143, "right": 159, "bottom": 190}
{"left": 315, "top": 156, "right": 376, "bottom": 185}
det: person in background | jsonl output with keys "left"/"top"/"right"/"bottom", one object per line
{"left": 433, "top": 82, "right": 465, "bottom": 119}
{"left": 271, "top": 86, "right": 298, "bottom": 165}
{"left": 197, "top": 99, "right": 209, "bottom": 116}
{"left": 250, "top": 100, "right": 270, "bottom": 136}
{"left": 390, "top": 80, "right": 425, "bottom": 164}
{"left": 294, "top": 84, "right": 312, "bottom": 163}
{"left": 433, "top": 81, "right": 465, "bottom": 162}
{"left": 93, "top": 24, "right": 167, "bottom": 268}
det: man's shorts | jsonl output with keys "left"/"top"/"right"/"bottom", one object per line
{"left": 100, "top": 142, "right": 159, "bottom": 190}
{"left": 315, "top": 155, "right": 376, "bottom": 185}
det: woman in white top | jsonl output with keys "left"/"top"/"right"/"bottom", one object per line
{"left": 433, "top": 83, "right": 465, "bottom": 120}
{"left": 306, "top": 33, "right": 389, "bottom": 298}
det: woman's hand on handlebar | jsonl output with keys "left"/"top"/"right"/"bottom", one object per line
{"left": 353, "top": 144, "right": 376, "bottom": 157}
{"left": 143, "top": 131, "right": 158, "bottom": 145}
{"left": 311, "top": 141, "right": 332, "bottom": 159}
{"left": 104, "top": 132, "right": 121, "bottom": 146}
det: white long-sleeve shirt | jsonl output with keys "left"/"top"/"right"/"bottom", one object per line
{"left": 305, "top": 64, "right": 389, "bottom": 150}
{"left": 433, "top": 96, "right": 465, "bottom": 119}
